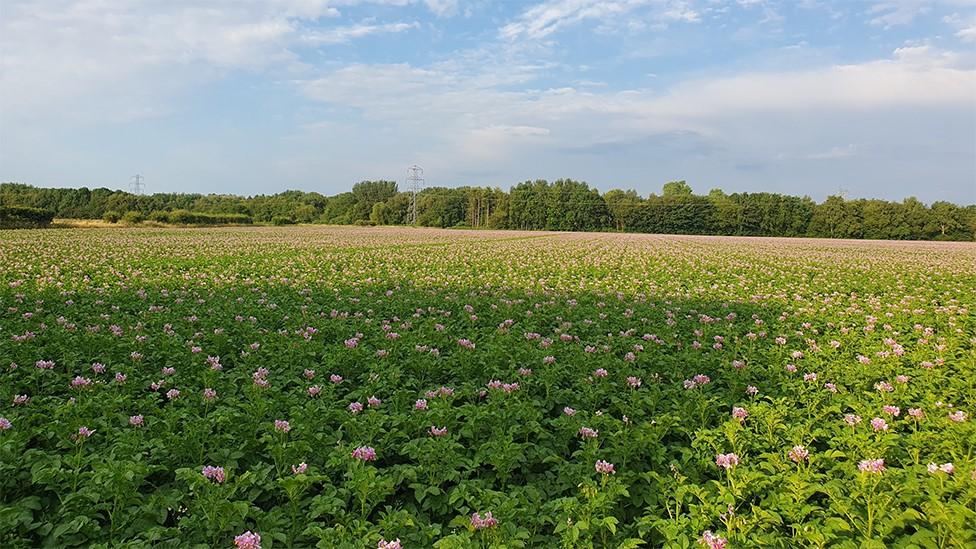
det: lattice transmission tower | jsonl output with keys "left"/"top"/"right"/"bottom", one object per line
{"left": 130, "top": 174, "right": 145, "bottom": 195}
{"left": 406, "top": 165, "right": 424, "bottom": 224}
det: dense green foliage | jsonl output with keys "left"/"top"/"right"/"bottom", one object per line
{"left": 0, "top": 206, "right": 55, "bottom": 229}
{"left": 0, "top": 227, "right": 973, "bottom": 548}
{"left": 152, "top": 210, "right": 253, "bottom": 226}
{"left": 2, "top": 180, "right": 973, "bottom": 240}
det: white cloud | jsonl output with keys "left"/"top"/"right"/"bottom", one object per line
{"left": 298, "top": 44, "right": 975, "bottom": 176}
{"left": 424, "top": 0, "right": 459, "bottom": 17}
{"left": 868, "top": 0, "right": 976, "bottom": 28}
{"left": 499, "top": 0, "right": 699, "bottom": 41}
{"left": 0, "top": 0, "right": 434, "bottom": 125}
{"left": 302, "top": 21, "right": 418, "bottom": 43}
{"left": 868, "top": 0, "right": 932, "bottom": 27}
{"left": 800, "top": 144, "right": 859, "bottom": 160}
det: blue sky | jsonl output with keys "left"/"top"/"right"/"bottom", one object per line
{"left": 1, "top": 0, "right": 974, "bottom": 203}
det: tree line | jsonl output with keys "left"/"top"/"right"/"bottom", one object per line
{"left": 1, "top": 180, "right": 973, "bottom": 241}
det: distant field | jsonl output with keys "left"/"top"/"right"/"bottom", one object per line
{"left": 1, "top": 226, "right": 974, "bottom": 548}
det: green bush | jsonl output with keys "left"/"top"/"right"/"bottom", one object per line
{"left": 102, "top": 211, "right": 121, "bottom": 223}
{"left": 0, "top": 206, "right": 55, "bottom": 228}
{"left": 121, "top": 211, "right": 144, "bottom": 225}
{"left": 152, "top": 210, "right": 253, "bottom": 225}
{"left": 353, "top": 219, "right": 376, "bottom": 226}
{"left": 271, "top": 216, "right": 296, "bottom": 226}
{"left": 147, "top": 211, "right": 170, "bottom": 223}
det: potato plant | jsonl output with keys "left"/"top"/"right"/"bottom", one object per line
{"left": 0, "top": 227, "right": 973, "bottom": 548}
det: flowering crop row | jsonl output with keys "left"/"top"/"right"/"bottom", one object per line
{"left": 0, "top": 226, "right": 973, "bottom": 547}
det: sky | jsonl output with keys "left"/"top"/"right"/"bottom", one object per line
{"left": 1, "top": 0, "right": 975, "bottom": 203}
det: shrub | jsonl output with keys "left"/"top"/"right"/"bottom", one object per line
{"left": 0, "top": 206, "right": 55, "bottom": 228}
{"left": 102, "top": 211, "right": 121, "bottom": 223}
{"left": 150, "top": 210, "right": 253, "bottom": 225}
{"left": 147, "top": 211, "right": 170, "bottom": 223}
{"left": 121, "top": 211, "right": 144, "bottom": 225}
{"left": 271, "top": 216, "right": 296, "bottom": 226}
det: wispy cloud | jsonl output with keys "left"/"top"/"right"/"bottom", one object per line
{"left": 499, "top": 0, "right": 699, "bottom": 41}
{"left": 302, "top": 21, "right": 418, "bottom": 44}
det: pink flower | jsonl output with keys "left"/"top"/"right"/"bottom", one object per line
{"left": 699, "top": 530, "right": 728, "bottom": 549}
{"left": 895, "top": 375, "right": 909, "bottom": 384}
{"left": 344, "top": 338, "right": 359, "bottom": 348}
{"left": 114, "top": 372, "right": 127, "bottom": 384}
{"left": 274, "top": 420, "right": 291, "bottom": 433}
{"left": 908, "top": 408, "right": 924, "bottom": 419}
{"left": 129, "top": 415, "right": 144, "bottom": 427}
{"left": 595, "top": 460, "right": 615, "bottom": 475}
{"left": 166, "top": 389, "right": 180, "bottom": 400}
{"left": 429, "top": 426, "right": 448, "bottom": 437}
{"left": 307, "top": 385, "right": 321, "bottom": 397}
{"left": 518, "top": 367, "right": 533, "bottom": 377}
{"left": 874, "top": 381, "right": 894, "bottom": 393}
{"left": 330, "top": 374, "right": 343, "bottom": 384}
{"left": 563, "top": 406, "right": 576, "bottom": 416}
{"left": 414, "top": 399, "right": 428, "bottom": 410}
{"left": 745, "top": 385, "right": 758, "bottom": 396}
{"left": 349, "top": 402, "right": 364, "bottom": 413}
{"left": 91, "top": 362, "right": 106, "bottom": 374}
{"left": 882, "top": 405, "right": 900, "bottom": 417}
{"left": 234, "top": 530, "right": 261, "bottom": 549}
{"left": 927, "top": 462, "right": 954, "bottom": 475}
{"left": 470, "top": 511, "right": 499, "bottom": 530}
{"left": 870, "top": 417, "right": 888, "bottom": 431}
{"left": 71, "top": 376, "right": 93, "bottom": 388}
{"left": 292, "top": 462, "right": 308, "bottom": 475}
{"left": 12, "top": 394, "right": 29, "bottom": 406}
{"left": 303, "top": 369, "right": 315, "bottom": 380}
{"left": 367, "top": 396, "right": 382, "bottom": 408}
{"left": 202, "top": 465, "right": 226, "bottom": 483}
{"left": 35, "top": 359, "right": 55, "bottom": 370}
{"left": 732, "top": 407, "right": 748, "bottom": 421}
{"left": 844, "top": 414, "right": 862, "bottom": 426}
{"left": 543, "top": 355, "right": 556, "bottom": 364}
{"left": 627, "top": 376, "right": 642, "bottom": 388}
{"left": 803, "top": 372, "right": 817, "bottom": 382}
{"left": 692, "top": 374, "right": 710, "bottom": 385}
{"left": 0, "top": 417, "right": 12, "bottom": 430}
{"left": 858, "top": 458, "right": 885, "bottom": 473}
{"left": 824, "top": 382, "right": 837, "bottom": 393}
{"left": 788, "top": 445, "right": 809, "bottom": 463}
{"left": 784, "top": 364, "right": 797, "bottom": 373}
{"left": 457, "top": 338, "right": 476, "bottom": 350}
{"left": 948, "top": 411, "right": 967, "bottom": 422}
{"left": 593, "top": 368, "right": 608, "bottom": 378}
{"left": 377, "top": 539, "right": 403, "bottom": 549}
{"left": 203, "top": 388, "right": 217, "bottom": 401}
{"left": 351, "top": 446, "right": 377, "bottom": 461}
{"left": 578, "top": 427, "right": 599, "bottom": 439}
{"left": 715, "top": 453, "right": 739, "bottom": 469}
